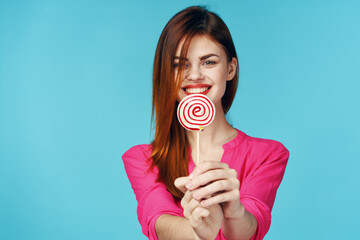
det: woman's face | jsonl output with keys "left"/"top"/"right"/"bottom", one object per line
{"left": 175, "top": 35, "right": 237, "bottom": 108}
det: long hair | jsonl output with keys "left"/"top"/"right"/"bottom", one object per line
{"left": 150, "top": 6, "right": 239, "bottom": 199}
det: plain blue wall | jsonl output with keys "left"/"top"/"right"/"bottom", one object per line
{"left": 1, "top": 1, "right": 359, "bottom": 239}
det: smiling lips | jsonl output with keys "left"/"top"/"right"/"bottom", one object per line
{"left": 182, "top": 84, "right": 212, "bottom": 95}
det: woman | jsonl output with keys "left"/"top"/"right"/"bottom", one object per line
{"left": 123, "top": 6, "right": 289, "bottom": 240}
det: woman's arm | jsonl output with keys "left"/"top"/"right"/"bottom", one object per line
{"left": 122, "top": 145, "right": 185, "bottom": 239}
{"left": 221, "top": 204, "right": 257, "bottom": 240}
{"left": 155, "top": 214, "right": 198, "bottom": 240}
{"left": 155, "top": 196, "right": 223, "bottom": 240}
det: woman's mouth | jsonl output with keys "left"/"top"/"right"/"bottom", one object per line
{"left": 182, "top": 85, "right": 212, "bottom": 95}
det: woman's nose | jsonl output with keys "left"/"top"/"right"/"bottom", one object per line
{"left": 186, "top": 65, "right": 204, "bottom": 81}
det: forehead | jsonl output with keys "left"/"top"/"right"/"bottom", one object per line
{"left": 175, "top": 35, "right": 226, "bottom": 58}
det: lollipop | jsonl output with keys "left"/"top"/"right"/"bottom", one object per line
{"left": 177, "top": 94, "right": 215, "bottom": 165}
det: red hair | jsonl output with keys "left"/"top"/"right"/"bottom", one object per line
{"left": 150, "top": 6, "right": 239, "bottom": 199}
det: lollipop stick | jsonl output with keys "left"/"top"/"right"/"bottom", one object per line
{"left": 196, "top": 131, "right": 200, "bottom": 166}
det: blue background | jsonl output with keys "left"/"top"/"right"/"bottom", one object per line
{"left": 1, "top": 0, "right": 359, "bottom": 239}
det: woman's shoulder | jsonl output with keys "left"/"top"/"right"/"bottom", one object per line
{"left": 231, "top": 129, "right": 290, "bottom": 170}
{"left": 234, "top": 129, "right": 289, "bottom": 154}
{"left": 122, "top": 144, "right": 153, "bottom": 163}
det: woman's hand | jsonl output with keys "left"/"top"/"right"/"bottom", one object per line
{"left": 175, "top": 177, "right": 223, "bottom": 240}
{"left": 186, "top": 161, "right": 243, "bottom": 219}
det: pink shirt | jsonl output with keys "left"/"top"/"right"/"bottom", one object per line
{"left": 122, "top": 129, "right": 289, "bottom": 239}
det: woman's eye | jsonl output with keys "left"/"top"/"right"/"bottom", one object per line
{"left": 203, "top": 60, "right": 216, "bottom": 66}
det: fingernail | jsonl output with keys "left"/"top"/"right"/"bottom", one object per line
{"left": 201, "top": 201, "right": 207, "bottom": 207}
{"left": 186, "top": 183, "right": 193, "bottom": 189}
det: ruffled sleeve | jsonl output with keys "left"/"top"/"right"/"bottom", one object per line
{"left": 122, "top": 144, "right": 182, "bottom": 239}
{"left": 239, "top": 140, "right": 289, "bottom": 240}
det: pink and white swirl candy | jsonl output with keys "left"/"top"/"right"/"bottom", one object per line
{"left": 177, "top": 94, "right": 215, "bottom": 131}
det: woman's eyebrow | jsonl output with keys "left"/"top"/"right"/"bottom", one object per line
{"left": 174, "top": 54, "right": 219, "bottom": 60}
{"left": 199, "top": 54, "right": 219, "bottom": 60}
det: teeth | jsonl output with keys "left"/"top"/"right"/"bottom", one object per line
{"left": 185, "top": 87, "right": 209, "bottom": 93}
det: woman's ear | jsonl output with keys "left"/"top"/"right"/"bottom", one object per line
{"left": 227, "top": 57, "right": 237, "bottom": 81}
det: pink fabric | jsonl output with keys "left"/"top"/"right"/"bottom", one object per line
{"left": 122, "top": 129, "right": 289, "bottom": 240}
